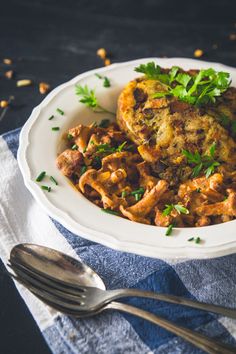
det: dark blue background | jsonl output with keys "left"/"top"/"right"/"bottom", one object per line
{"left": 0, "top": 0, "right": 236, "bottom": 353}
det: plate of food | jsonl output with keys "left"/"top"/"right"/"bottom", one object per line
{"left": 18, "top": 57, "right": 236, "bottom": 259}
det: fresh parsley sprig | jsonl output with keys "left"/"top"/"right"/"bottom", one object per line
{"left": 182, "top": 142, "right": 220, "bottom": 178}
{"left": 135, "top": 62, "right": 170, "bottom": 84}
{"left": 135, "top": 62, "right": 231, "bottom": 107}
{"left": 163, "top": 204, "right": 189, "bottom": 216}
{"left": 75, "top": 84, "right": 115, "bottom": 115}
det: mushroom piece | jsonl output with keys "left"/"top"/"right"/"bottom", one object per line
{"left": 102, "top": 152, "right": 140, "bottom": 171}
{"left": 195, "top": 216, "right": 211, "bottom": 227}
{"left": 137, "top": 161, "right": 158, "bottom": 191}
{"left": 56, "top": 149, "right": 83, "bottom": 177}
{"left": 178, "top": 173, "right": 224, "bottom": 202}
{"left": 196, "top": 189, "right": 236, "bottom": 216}
{"left": 107, "top": 130, "right": 127, "bottom": 143}
{"left": 79, "top": 169, "right": 126, "bottom": 209}
{"left": 68, "top": 125, "right": 92, "bottom": 153}
{"left": 110, "top": 169, "right": 127, "bottom": 184}
{"left": 154, "top": 208, "right": 171, "bottom": 227}
{"left": 138, "top": 145, "right": 161, "bottom": 163}
{"left": 120, "top": 180, "right": 168, "bottom": 224}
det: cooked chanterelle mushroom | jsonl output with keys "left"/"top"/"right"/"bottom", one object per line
{"left": 56, "top": 149, "right": 83, "bottom": 177}
{"left": 120, "top": 180, "right": 168, "bottom": 224}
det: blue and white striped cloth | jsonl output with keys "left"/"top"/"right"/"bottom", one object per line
{"left": 1, "top": 128, "right": 236, "bottom": 354}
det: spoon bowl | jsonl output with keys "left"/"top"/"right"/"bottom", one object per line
{"left": 10, "top": 243, "right": 105, "bottom": 290}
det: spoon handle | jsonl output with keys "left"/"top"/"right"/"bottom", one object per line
{"left": 108, "top": 288, "right": 236, "bottom": 319}
{"left": 108, "top": 301, "right": 236, "bottom": 354}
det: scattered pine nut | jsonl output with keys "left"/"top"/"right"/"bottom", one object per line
{"left": 97, "top": 48, "right": 107, "bottom": 60}
{"left": 0, "top": 100, "right": 8, "bottom": 108}
{"left": 104, "top": 58, "right": 111, "bottom": 66}
{"left": 229, "top": 33, "right": 236, "bottom": 41}
{"left": 5, "top": 70, "right": 14, "bottom": 79}
{"left": 39, "top": 82, "right": 50, "bottom": 94}
{"left": 194, "top": 49, "right": 204, "bottom": 58}
{"left": 3, "top": 58, "right": 12, "bottom": 65}
{"left": 16, "top": 79, "right": 32, "bottom": 87}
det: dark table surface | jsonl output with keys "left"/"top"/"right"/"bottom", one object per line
{"left": 1, "top": 0, "right": 236, "bottom": 353}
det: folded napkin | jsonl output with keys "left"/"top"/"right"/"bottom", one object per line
{"left": 1, "top": 128, "right": 236, "bottom": 354}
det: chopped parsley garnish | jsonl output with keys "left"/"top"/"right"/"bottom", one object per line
{"left": 135, "top": 62, "right": 231, "bottom": 107}
{"left": 96, "top": 143, "right": 116, "bottom": 153}
{"left": 48, "top": 115, "right": 54, "bottom": 120}
{"left": 56, "top": 108, "right": 64, "bottom": 115}
{"left": 131, "top": 187, "right": 145, "bottom": 196}
{"left": 95, "top": 73, "right": 111, "bottom": 88}
{"left": 196, "top": 188, "right": 201, "bottom": 193}
{"left": 121, "top": 190, "right": 127, "bottom": 198}
{"left": 95, "top": 141, "right": 128, "bottom": 154}
{"left": 41, "top": 185, "right": 51, "bottom": 192}
{"left": 75, "top": 84, "right": 115, "bottom": 114}
{"left": 182, "top": 142, "right": 220, "bottom": 178}
{"left": 52, "top": 127, "right": 60, "bottom": 131}
{"left": 99, "top": 119, "right": 110, "bottom": 128}
{"left": 101, "top": 208, "right": 119, "bottom": 215}
{"left": 163, "top": 204, "right": 189, "bottom": 216}
{"left": 116, "top": 141, "right": 127, "bottom": 152}
{"left": 36, "top": 171, "right": 46, "bottom": 182}
{"left": 71, "top": 144, "right": 78, "bottom": 150}
{"left": 188, "top": 236, "right": 202, "bottom": 244}
{"left": 135, "top": 194, "right": 142, "bottom": 201}
{"left": 80, "top": 166, "right": 87, "bottom": 176}
{"left": 50, "top": 176, "right": 58, "bottom": 185}
{"left": 103, "top": 77, "right": 111, "bottom": 88}
{"left": 165, "top": 224, "right": 174, "bottom": 236}
{"left": 131, "top": 187, "right": 145, "bottom": 202}
{"left": 67, "top": 133, "right": 73, "bottom": 140}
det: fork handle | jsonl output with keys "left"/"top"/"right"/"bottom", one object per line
{"left": 108, "top": 301, "right": 235, "bottom": 354}
{"left": 108, "top": 289, "right": 236, "bottom": 319}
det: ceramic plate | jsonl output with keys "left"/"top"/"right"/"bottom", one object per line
{"left": 18, "top": 58, "right": 236, "bottom": 259}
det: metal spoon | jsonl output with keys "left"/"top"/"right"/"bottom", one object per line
{"left": 9, "top": 243, "right": 236, "bottom": 354}
{"left": 10, "top": 243, "right": 236, "bottom": 319}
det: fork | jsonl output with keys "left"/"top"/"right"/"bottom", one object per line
{"left": 8, "top": 262, "right": 236, "bottom": 354}
{"left": 9, "top": 259, "right": 236, "bottom": 319}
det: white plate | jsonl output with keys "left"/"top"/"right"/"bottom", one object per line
{"left": 18, "top": 57, "right": 236, "bottom": 259}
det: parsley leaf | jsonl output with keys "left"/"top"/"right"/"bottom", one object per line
{"left": 174, "top": 204, "right": 190, "bottom": 215}
{"left": 163, "top": 204, "right": 189, "bottom": 216}
{"left": 75, "top": 85, "right": 97, "bottom": 108}
{"left": 75, "top": 84, "right": 115, "bottom": 115}
{"left": 182, "top": 142, "right": 220, "bottom": 178}
{"left": 135, "top": 62, "right": 161, "bottom": 79}
{"left": 135, "top": 62, "right": 231, "bottom": 107}
{"left": 162, "top": 204, "right": 174, "bottom": 216}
